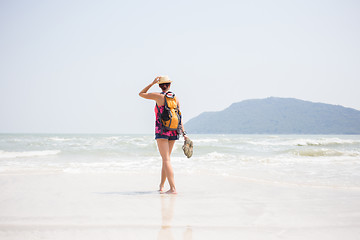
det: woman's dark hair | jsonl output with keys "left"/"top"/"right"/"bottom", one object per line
{"left": 159, "top": 83, "right": 170, "bottom": 91}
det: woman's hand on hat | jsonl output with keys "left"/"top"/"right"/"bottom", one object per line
{"left": 152, "top": 76, "right": 160, "bottom": 85}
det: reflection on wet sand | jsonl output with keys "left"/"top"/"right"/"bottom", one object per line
{"left": 158, "top": 195, "right": 192, "bottom": 240}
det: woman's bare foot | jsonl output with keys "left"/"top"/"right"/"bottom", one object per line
{"left": 159, "top": 185, "right": 165, "bottom": 193}
{"left": 165, "top": 189, "right": 177, "bottom": 194}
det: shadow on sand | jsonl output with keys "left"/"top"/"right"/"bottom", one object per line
{"left": 95, "top": 191, "right": 159, "bottom": 196}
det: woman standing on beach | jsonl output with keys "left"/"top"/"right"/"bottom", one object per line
{"left": 139, "top": 76, "right": 188, "bottom": 194}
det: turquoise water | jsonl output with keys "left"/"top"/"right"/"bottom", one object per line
{"left": 1, "top": 134, "right": 360, "bottom": 188}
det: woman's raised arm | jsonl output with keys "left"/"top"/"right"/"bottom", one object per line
{"left": 139, "top": 77, "right": 161, "bottom": 100}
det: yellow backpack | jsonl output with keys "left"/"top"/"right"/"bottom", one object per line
{"left": 158, "top": 92, "right": 182, "bottom": 131}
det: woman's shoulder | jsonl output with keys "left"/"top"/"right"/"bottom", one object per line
{"left": 153, "top": 92, "right": 165, "bottom": 106}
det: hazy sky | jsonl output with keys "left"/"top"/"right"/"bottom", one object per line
{"left": 1, "top": 0, "right": 359, "bottom": 134}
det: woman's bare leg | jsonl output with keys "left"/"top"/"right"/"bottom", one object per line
{"left": 168, "top": 140, "right": 176, "bottom": 154}
{"left": 157, "top": 139, "right": 177, "bottom": 194}
{"left": 160, "top": 166, "right": 166, "bottom": 192}
{"left": 159, "top": 140, "right": 176, "bottom": 192}
{"left": 159, "top": 140, "right": 176, "bottom": 190}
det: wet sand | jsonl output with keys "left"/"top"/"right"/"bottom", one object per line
{"left": 0, "top": 173, "right": 359, "bottom": 239}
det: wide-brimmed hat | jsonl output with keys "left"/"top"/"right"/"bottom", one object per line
{"left": 158, "top": 75, "right": 172, "bottom": 84}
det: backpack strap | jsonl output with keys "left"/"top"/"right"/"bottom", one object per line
{"left": 164, "top": 95, "right": 169, "bottom": 110}
{"left": 158, "top": 92, "right": 166, "bottom": 134}
{"left": 173, "top": 96, "right": 182, "bottom": 134}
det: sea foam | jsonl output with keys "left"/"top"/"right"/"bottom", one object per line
{"left": 0, "top": 150, "right": 60, "bottom": 159}
{"left": 1, "top": 134, "right": 360, "bottom": 188}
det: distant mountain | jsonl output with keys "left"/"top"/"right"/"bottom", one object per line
{"left": 184, "top": 97, "right": 360, "bottom": 134}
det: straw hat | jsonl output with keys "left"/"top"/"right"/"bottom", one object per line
{"left": 158, "top": 75, "right": 172, "bottom": 84}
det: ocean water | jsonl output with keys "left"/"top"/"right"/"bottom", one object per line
{"left": 0, "top": 134, "right": 360, "bottom": 189}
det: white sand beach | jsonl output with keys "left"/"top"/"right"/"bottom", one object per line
{"left": 1, "top": 134, "right": 360, "bottom": 239}
{"left": 1, "top": 172, "right": 359, "bottom": 240}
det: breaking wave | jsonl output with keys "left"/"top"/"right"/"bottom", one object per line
{"left": 295, "top": 138, "right": 360, "bottom": 147}
{"left": 291, "top": 148, "right": 360, "bottom": 157}
{"left": 0, "top": 150, "right": 61, "bottom": 159}
{"left": 246, "top": 137, "right": 360, "bottom": 147}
